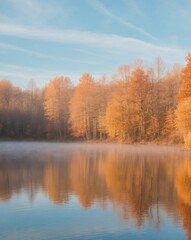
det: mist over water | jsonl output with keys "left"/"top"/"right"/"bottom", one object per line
{"left": 0, "top": 142, "right": 190, "bottom": 240}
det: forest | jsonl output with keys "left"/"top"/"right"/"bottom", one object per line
{"left": 0, "top": 54, "right": 191, "bottom": 147}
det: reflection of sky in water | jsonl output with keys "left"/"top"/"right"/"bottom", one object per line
{"left": 0, "top": 193, "right": 185, "bottom": 240}
{"left": 0, "top": 142, "right": 189, "bottom": 240}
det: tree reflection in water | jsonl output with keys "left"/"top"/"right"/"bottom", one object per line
{"left": 176, "top": 157, "right": 191, "bottom": 240}
{"left": 0, "top": 145, "right": 189, "bottom": 232}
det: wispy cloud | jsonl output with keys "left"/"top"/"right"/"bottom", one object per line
{"left": 87, "top": 0, "right": 157, "bottom": 41}
{"left": 0, "top": 63, "right": 102, "bottom": 85}
{"left": 0, "top": 13, "right": 12, "bottom": 22}
{"left": 167, "top": 0, "right": 191, "bottom": 22}
{"left": 74, "top": 48, "right": 108, "bottom": 59}
{"left": 0, "top": 64, "right": 50, "bottom": 87}
{"left": 0, "top": 63, "right": 82, "bottom": 87}
{"left": 0, "top": 43, "right": 51, "bottom": 58}
{"left": 0, "top": 22, "right": 186, "bottom": 63}
{"left": 122, "top": 0, "right": 145, "bottom": 18}
{"left": 3, "top": 0, "right": 62, "bottom": 25}
{"left": 0, "top": 42, "right": 103, "bottom": 66}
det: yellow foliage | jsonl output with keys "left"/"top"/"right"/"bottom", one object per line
{"left": 69, "top": 73, "right": 97, "bottom": 138}
{"left": 184, "top": 133, "right": 191, "bottom": 149}
{"left": 106, "top": 92, "right": 130, "bottom": 142}
{"left": 176, "top": 97, "right": 191, "bottom": 148}
{"left": 44, "top": 76, "right": 72, "bottom": 138}
{"left": 0, "top": 80, "right": 13, "bottom": 109}
{"left": 178, "top": 54, "right": 191, "bottom": 101}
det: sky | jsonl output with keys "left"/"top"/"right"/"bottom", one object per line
{"left": 0, "top": 0, "right": 190, "bottom": 87}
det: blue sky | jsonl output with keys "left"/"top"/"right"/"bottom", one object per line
{"left": 0, "top": 0, "right": 190, "bottom": 87}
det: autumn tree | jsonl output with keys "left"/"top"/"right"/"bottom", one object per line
{"left": 112, "top": 65, "right": 131, "bottom": 83}
{"left": 106, "top": 66, "right": 157, "bottom": 142}
{"left": 21, "top": 80, "right": 45, "bottom": 138}
{"left": 69, "top": 73, "right": 98, "bottom": 140}
{"left": 0, "top": 80, "right": 13, "bottom": 136}
{"left": 128, "top": 67, "right": 149, "bottom": 141}
{"left": 94, "top": 76, "right": 110, "bottom": 139}
{"left": 44, "top": 76, "right": 72, "bottom": 139}
{"left": 106, "top": 65, "right": 133, "bottom": 142}
{"left": 176, "top": 54, "right": 191, "bottom": 148}
{"left": 0, "top": 80, "right": 26, "bottom": 137}
{"left": 176, "top": 97, "right": 191, "bottom": 148}
{"left": 178, "top": 54, "right": 191, "bottom": 100}
{"left": 106, "top": 84, "right": 131, "bottom": 142}
{"left": 152, "top": 58, "right": 166, "bottom": 138}
{"left": 162, "top": 65, "right": 181, "bottom": 142}
{"left": 0, "top": 80, "right": 13, "bottom": 110}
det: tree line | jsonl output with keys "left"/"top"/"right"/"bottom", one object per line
{"left": 0, "top": 54, "right": 190, "bottom": 146}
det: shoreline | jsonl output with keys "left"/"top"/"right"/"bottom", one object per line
{"left": 0, "top": 138, "right": 185, "bottom": 147}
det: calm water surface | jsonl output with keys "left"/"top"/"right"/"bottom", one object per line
{"left": 0, "top": 142, "right": 190, "bottom": 240}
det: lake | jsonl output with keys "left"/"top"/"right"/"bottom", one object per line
{"left": 0, "top": 142, "right": 190, "bottom": 240}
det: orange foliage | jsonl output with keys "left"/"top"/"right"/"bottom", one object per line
{"left": 44, "top": 76, "right": 72, "bottom": 139}
{"left": 176, "top": 54, "right": 191, "bottom": 148}
{"left": 106, "top": 89, "right": 130, "bottom": 141}
{"left": 178, "top": 54, "right": 191, "bottom": 101}
{"left": 0, "top": 54, "right": 188, "bottom": 142}
{"left": 69, "top": 73, "right": 97, "bottom": 139}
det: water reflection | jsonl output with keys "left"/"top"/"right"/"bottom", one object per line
{"left": 176, "top": 157, "right": 191, "bottom": 240}
{"left": 0, "top": 143, "right": 190, "bottom": 238}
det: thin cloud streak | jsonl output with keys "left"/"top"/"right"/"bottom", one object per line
{"left": 0, "top": 22, "right": 186, "bottom": 62}
{"left": 0, "top": 43, "right": 51, "bottom": 58}
{"left": 4, "top": 0, "right": 62, "bottom": 25}
{"left": 0, "top": 43, "right": 103, "bottom": 65}
{"left": 88, "top": 0, "right": 158, "bottom": 41}
{"left": 0, "top": 63, "right": 102, "bottom": 87}
{"left": 0, "top": 64, "right": 58, "bottom": 84}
